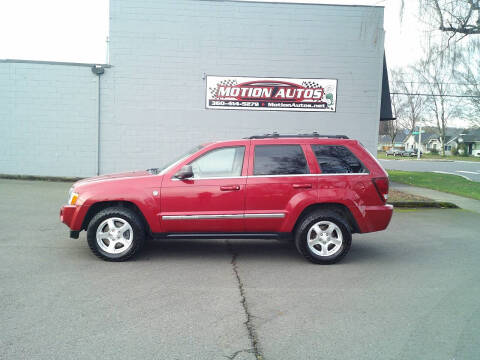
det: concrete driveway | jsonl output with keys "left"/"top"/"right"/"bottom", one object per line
{"left": 1, "top": 179, "right": 479, "bottom": 360}
{"left": 380, "top": 159, "right": 480, "bottom": 181}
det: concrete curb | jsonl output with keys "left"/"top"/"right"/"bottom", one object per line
{"left": 389, "top": 201, "right": 459, "bottom": 209}
{"left": 390, "top": 182, "right": 480, "bottom": 213}
{"left": 0, "top": 174, "right": 82, "bottom": 183}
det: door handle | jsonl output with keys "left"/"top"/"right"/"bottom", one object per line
{"left": 292, "top": 183, "right": 312, "bottom": 189}
{"left": 220, "top": 185, "right": 240, "bottom": 191}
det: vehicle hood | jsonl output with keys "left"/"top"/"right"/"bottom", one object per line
{"left": 73, "top": 170, "right": 153, "bottom": 187}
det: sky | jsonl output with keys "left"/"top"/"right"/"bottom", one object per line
{"left": 0, "top": 0, "right": 429, "bottom": 69}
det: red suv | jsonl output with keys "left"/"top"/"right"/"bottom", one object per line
{"left": 60, "top": 133, "right": 393, "bottom": 264}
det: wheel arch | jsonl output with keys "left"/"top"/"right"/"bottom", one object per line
{"left": 292, "top": 202, "right": 360, "bottom": 235}
{"left": 82, "top": 201, "right": 151, "bottom": 235}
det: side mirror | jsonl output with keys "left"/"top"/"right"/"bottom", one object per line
{"left": 175, "top": 165, "right": 194, "bottom": 179}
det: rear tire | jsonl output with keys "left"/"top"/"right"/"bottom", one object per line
{"left": 87, "top": 207, "right": 145, "bottom": 261}
{"left": 294, "top": 210, "right": 352, "bottom": 264}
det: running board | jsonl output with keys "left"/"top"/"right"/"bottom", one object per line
{"left": 152, "top": 232, "right": 291, "bottom": 240}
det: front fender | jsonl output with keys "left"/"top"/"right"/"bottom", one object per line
{"left": 77, "top": 179, "right": 161, "bottom": 233}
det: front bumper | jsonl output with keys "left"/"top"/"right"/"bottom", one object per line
{"left": 60, "top": 205, "right": 89, "bottom": 234}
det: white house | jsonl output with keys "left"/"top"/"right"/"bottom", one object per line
{"left": 445, "top": 129, "right": 480, "bottom": 156}
{"left": 403, "top": 132, "right": 438, "bottom": 153}
{"left": 403, "top": 127, "right": 466, "bottom": 154}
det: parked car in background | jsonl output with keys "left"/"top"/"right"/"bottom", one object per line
{"left": 386, "top": 148, "right": 403, "bottom": 156}
{"left": 60, "top": 133, "right": 393, "bottom": 264}
{"left": 403, "top": 150, "right": 423, "bottom": 157}
{"left": 401, "top": 150, "right": 415, "bottom": 157}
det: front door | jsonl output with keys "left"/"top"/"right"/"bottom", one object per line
{"left": 160, "top": 144, "right": 248, "bottom": 233}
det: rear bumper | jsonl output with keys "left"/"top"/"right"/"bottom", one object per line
{"left": 60, "top": 205, "right": 88, "bottom": 233}
{"left": 359, "top": 204, "right": 394, "bottom": 233}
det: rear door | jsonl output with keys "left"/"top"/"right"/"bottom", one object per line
{"left": 311, "top": 143, "right": 375, "bottom": 207}
{"left": 245, "top": 141, "right": 318, "bottom": 232}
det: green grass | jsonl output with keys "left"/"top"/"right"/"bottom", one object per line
{"left": 387, "top": 170, "right": 480, "bottom": 200}
{"left": 377, "top": 151, "right": 480, "bottom": 162}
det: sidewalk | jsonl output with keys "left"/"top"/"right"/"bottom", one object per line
{"left": 391, "top": 182, "right": 480, "bottom": 214}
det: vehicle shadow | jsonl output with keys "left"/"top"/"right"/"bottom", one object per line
{"left": 136, "top": 239, "right": 299, "bottom": 262}
{"left": 134, "top": 237, "right": 398, "bottom": 264}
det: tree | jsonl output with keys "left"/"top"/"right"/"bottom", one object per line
{"left": 455, "top": 39, "right": 480, "bottom": 126}
{"left": 416, "top": 51, "right": 464, "bottom": 155}
{"left": 389, "top": 69, "right": 427, "bottom": 136}
{"left": 386, "top": 120, "right": 402, "bottom": 148}
{"left": 416, "top": 0, "right": 480, "bottom": 38}
{"left": 385, "top": 70, "right": 407, "bottom": 147}
{"left": 398, "top": 1, "right": 479, "bottom": 131}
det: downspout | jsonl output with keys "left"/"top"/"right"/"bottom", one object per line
{"left": 91, "top": 65, "right": 105, "bottom": 175}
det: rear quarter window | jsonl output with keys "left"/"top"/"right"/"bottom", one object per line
{"left": 311, "top": 145, "right": 367, "bottom": 174}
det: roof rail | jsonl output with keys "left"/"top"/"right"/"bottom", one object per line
{"left": 246, "top": 132, "right": 349, "bottom": 139}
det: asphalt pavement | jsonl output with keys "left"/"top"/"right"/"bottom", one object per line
{"left": 1, "top": 179, "right": 479, "bottom": 360}
{"left": 380, "top": 158, "right": 480, "bottom": 182}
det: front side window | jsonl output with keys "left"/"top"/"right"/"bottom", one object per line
{"left": 311, "top": 145, "right": 366, "bottom": 174}
{"left": 189, "top": 146, "right": 245, "bottom": 178}
{"left": 254, "top": 145, "right": 309, "bottom": 175}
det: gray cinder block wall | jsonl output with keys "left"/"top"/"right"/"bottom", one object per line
{"left": 0, "top": 1, "right": 385, "bottom": 177}
{"left": 0, "top": 61, "right": 99, "bottom": 177}
{"left": 101, "top": 0, "right": 385, "bottom": 173}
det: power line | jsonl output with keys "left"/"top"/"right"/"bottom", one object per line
{"left": 391, "top": 92, "right": 480, "bottom": 98}
{"left": 391, "top": 81, "right": 480, "bottom": 86}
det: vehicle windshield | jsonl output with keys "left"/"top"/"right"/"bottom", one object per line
{"left": 151, "top": 144, "right": 204, "bottom": 175}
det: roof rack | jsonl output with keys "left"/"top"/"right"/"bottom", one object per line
{"left": 246, "top": 132, "right": 349, "bottom": 139}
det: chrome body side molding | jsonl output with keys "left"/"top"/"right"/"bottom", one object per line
{"left": 162, "top": 213, "right": 285, "bottom": 220}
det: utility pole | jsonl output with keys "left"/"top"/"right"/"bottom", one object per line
{"left": 417, "top": 124, "right": 422, "bottom": 160}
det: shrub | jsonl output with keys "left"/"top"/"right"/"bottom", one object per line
{"left": 456, "top": 143, "right": 469, "bottom": 157}
{"left": 430, "top": 148, "right": 439, "bottom": 155}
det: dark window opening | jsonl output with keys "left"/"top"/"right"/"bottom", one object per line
{"left": 311, "top": 145, "right": 367, "bottom": 174}
{"left": 254, "top": 145, "right": 309, "bottom": 175}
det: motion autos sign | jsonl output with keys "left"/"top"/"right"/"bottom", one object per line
{"left": 206, "top": 76, "right": 337, "bottom": 112}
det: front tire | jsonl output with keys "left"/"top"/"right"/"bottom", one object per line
{"left": 87, "top": 207, "right": 145, "bottom": 261}
{"left": 295, "top": 210, "right": 352, "bottom": 264}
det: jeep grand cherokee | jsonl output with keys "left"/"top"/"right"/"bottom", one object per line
{"left": 60, "top": 133, "right": 393, "bottom": 264}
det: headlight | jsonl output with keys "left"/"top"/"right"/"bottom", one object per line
{"left": 68, "top": 188, "right": 79, "bottom": 205}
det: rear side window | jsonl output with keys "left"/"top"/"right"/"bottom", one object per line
{"left": 311, "top": 145, "right": 367, "bottom": 174}
{"left": 254, "top": 145, "right": 309, "bottom": 175}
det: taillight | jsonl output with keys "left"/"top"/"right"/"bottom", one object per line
{"left": 372, "top": 177, "right": 389, "bottom": 203}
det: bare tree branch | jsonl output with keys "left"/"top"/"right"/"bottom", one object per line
{"left": 405, "top": 0, "right": 480, "bottom": 37}
{"left": 454, "top": 39, "right": 480, "bottom": 126}
{"left": 389, "top": 69, "right": 427, "bottom": 139}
